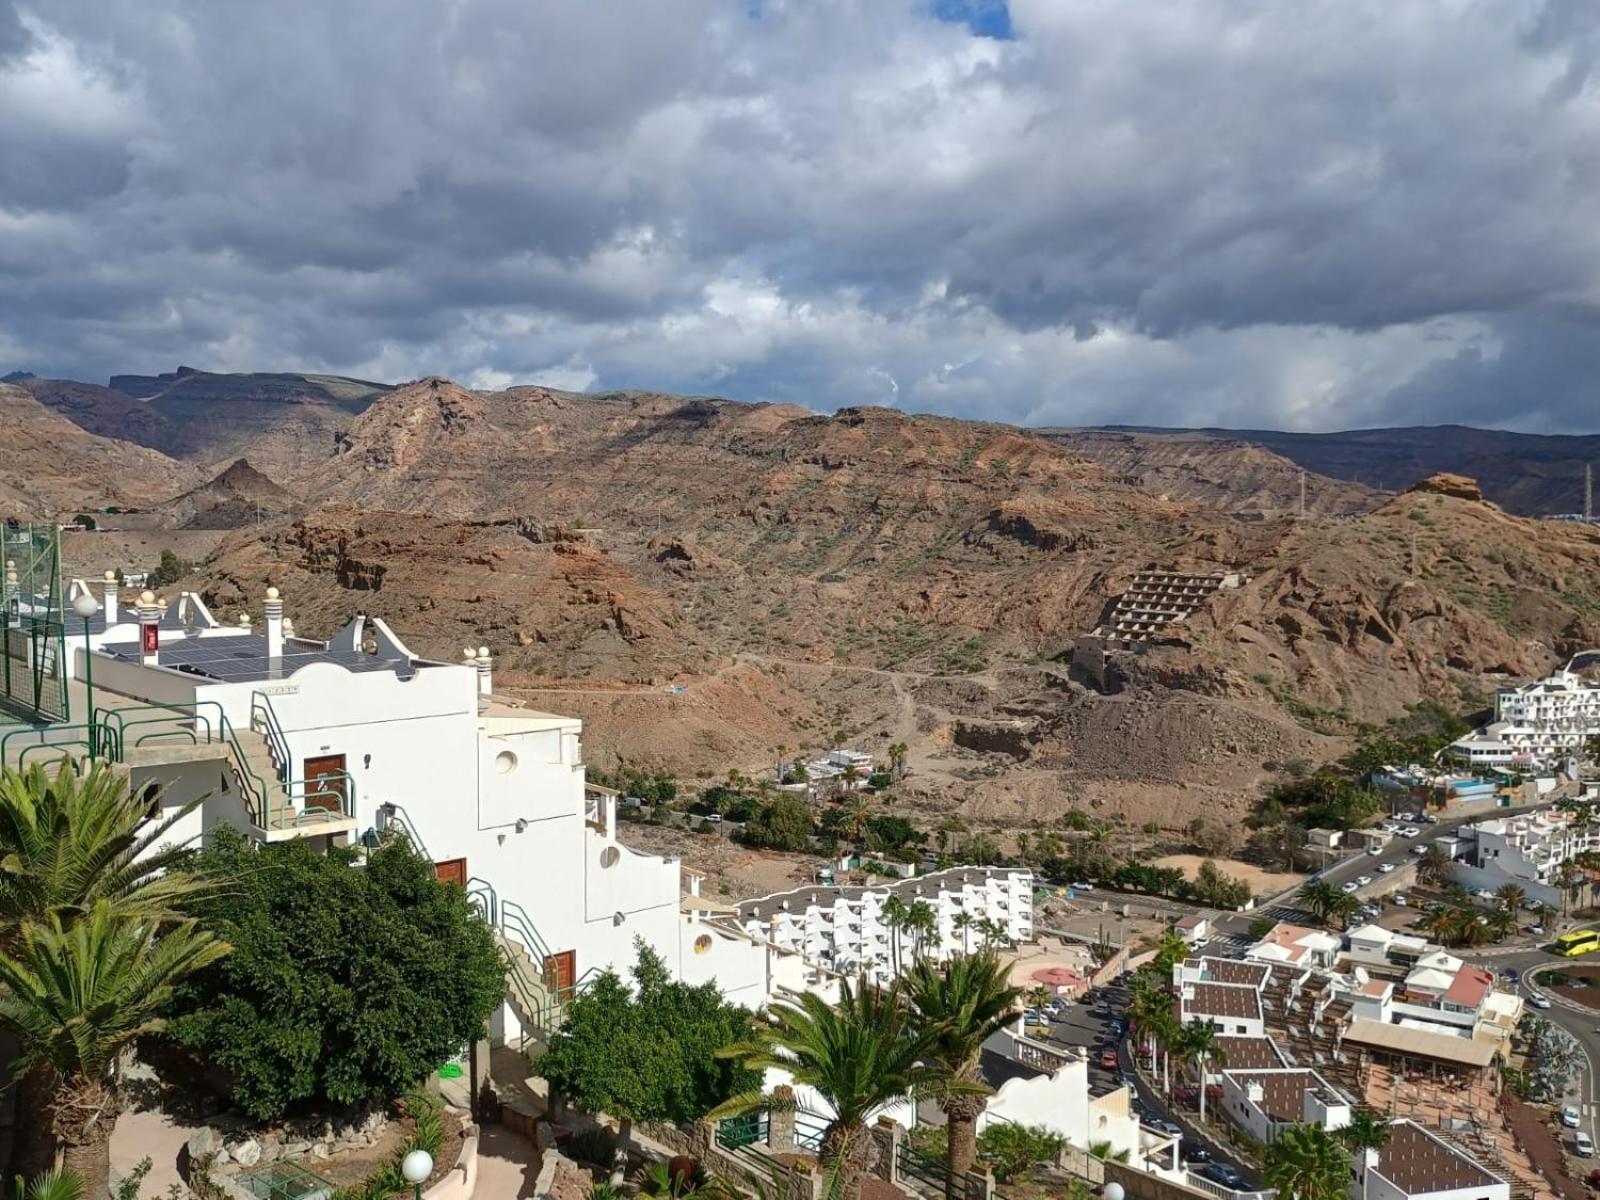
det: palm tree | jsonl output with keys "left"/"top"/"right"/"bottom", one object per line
{"left": 1178, "top": 1021, "right": 1226, "bottom": 1124}
{"left": 902, "top": 953, "right": 1021, "bottom": 1198}
{"left": 887, "top": 743, "right": 909, "bottom": 781}
{"left": 1263, "top": 1123, "right": 1350, "bottom": 1200}
{"left": 10, "top": 1171, "right": 84, "bottom": 1200}
{"left": 1016, "top": 832, "right": 1031, "bottom": 863}
{"left": 1494, "top": 883, "right": 1527, "bottom": 914}
{"left": 1559, "top": 859, "right": 1586, "bottom": 917}
{"left": 952, "top": 911, "right": 975, "bottom": 954}
{"left": 1297, "top": 880, "right": 1339, "bottom": 925}
{"left": 841, "top": 796, "right": 873, "bottom": 847}
{"left": 0, "top": 762, "right": 214, "bottom": 1176}
{"left": 1326, "top": 893, "right": 1362, "bottom": 931}
{"left": 715, "top": 977, "right": 952, "bottom": 1200}
{"left": 1339, "top": 1110, "right": 1392, "bottom": 1155}
{"left": 1128, "top": 983, "right": 1174, "bottom": 1077}
{"left": 907, "top": 901, "right": 938, "bottom": 963}
{"left": 0, "top": 904, "right": 228, "bottom": 1198}
{"left": 1488, "top": 905, "right": 1517, "bottom": 942}
{"left": 1416, "top": 845, "right": 1451, "bottom": 889}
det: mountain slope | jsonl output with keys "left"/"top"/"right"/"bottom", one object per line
{"left": 1039, "top": 429, "right": 1382, "bottom": 516}
{"left": 159, "top": 458, "right": 298, "bottom": 529}
{"left": 0, "top": 384, "right": 200, "bottom": 516}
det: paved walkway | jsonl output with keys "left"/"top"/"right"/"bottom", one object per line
{"left": 476, "top": 1124, "right": 542, "bottom": 1199}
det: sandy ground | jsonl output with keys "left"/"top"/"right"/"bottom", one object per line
{"left": 1152, "top": 854, "right": 1304, "bottom": 893}
{"left": 616, "top": 822, "right": 824, "bottom": 899}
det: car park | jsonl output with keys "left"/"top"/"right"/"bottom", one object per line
{"left": 1377, "top": 862, "right": 1396, "bottom": 873}
{"left": 1564, "top": 1106, "right": 1582, "bottom": 1128}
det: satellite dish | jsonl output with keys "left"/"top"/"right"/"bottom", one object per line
{"left": 1353, "top": 966, "right": 1370, "bottom": 986}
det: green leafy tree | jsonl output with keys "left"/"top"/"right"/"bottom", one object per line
{"left": 145, "top": 549, "right": 187, "bottom": 589}
{"left": 1326, "top": 892, "right": 1362, "bottom": 931}
{"left": 740, "top": 795, "right": 815, "bottom": 852}
{"left": 902, "top": 953, "right": 1021, "bottom": 1197}
{"left": 974, "top": 1122, "right": 1066, "bottom": 1182}
{"left": 168, "top": 830, "right": 504, "bottom": 1120}
{"left": 1263, "top": 1123, "right": 1351, "bottom": 1200}
{"left": 539, "top": 943, "right": 758, "bottom": 1125}
{"left": 1416, "top": 845, "right": 1452, "bottom": 888}
{"left": 714, "top": 977, "right": 952, "bottom": 1200}
{"left": 1297, "top": 880, "right": 1339, "bottom": 925}
{"left": 1339, "top": 1110, "right": 1392, "bottom": 1153}
{"left": 0, "top": 904, "right": 226, "bottom": 1198}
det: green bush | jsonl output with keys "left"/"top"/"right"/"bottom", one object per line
{"left": 169, "top": 831, "right": 505, "bottom": 1120}
{"left": 977, "top": 1122, "right": 1066, "bottom": 1182}
{"left": 567, "top": 1126, "right": 621, "bottom": 1166}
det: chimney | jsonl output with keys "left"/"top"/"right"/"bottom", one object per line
{"left": 264, "top": 587, "right": 284, "bottom": 660}
{"left": 101, "top": 570, "right": 119, "bottom": 624}
{"left": 476, "top": 646, "right": 493, "bottom": 696}
{"left": 138, "top": 591, "right": 161, "bottom": 666}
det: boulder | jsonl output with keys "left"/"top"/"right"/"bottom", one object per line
{"left": 1404, "top": 472, "right": 1485, "bottom": 502}
{"left": 231, "top": 1139, "right": 262, "bottom": 1168}
{"left": 186, "top": 1127, "right": 223, "bottom": 1163}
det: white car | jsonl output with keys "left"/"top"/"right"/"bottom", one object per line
{"left": 1070, "top": 881, "right": 1094, "bottom": 891}
{"left": 1409, "top": 844, "right": 1428, "bottom": 856}
{"left": 1398, "top": 827, "right": 1421, "bottom": 838}
{"left": 1531, "top": 994, "right": 1553, "bottom": 1009}
{"left": 1422, "top": 813, "right": 1441, "bottom": 823}
{"left": 1576, "top": 1132, "right": 1595, "bottom": 1158}
{"left": 1564, "top": 1106, "right": 1583, "bottom": 1129}
{"left": 1340, "top": 881, "right": 1359, "bottom": 894}
{"left": 1356, "top": 874, "right": 1373, "bottom": 886}
{"left": 1377, "top": 862, "right": 1396, "bottom": 874}
{"left": 1396, "top": 811, "right": 1416, "bottom": 821}
{"left": 1367, "top": 844, "right": 1384, "bottom": 857}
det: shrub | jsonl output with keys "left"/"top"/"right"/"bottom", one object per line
{"left": 567, "top": 1126, "right": 621, "bottom": 1166}
{"left": 169, "top": 831, "right": 505, "bottom": 1120}
{"left": 977, "top": 1122, "right": 1066, "bottom": 1182}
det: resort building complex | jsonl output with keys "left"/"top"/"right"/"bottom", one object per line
{"left": 1448, "top": 660, "right": 1600, "bottom": 770}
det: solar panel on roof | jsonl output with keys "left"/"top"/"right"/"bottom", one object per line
{"left": 96, "top": 633, "right": 413, "bottom": 681}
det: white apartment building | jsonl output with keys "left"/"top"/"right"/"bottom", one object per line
{"left": 1453, "top": 805, "right": 1596, "bottom": 908}
{"left": 737, "top": 867, "right": 1034, "bottom": 983}
{"left": 1448, "top": 662, "right": 1600, "bottom": 769}
{"left": 1218, "top": 1068, "right": 1351, "bottom": 1145}
{"left": 20, "top": 575, "right": 823, "bottom": 1050}
{"left": 1350, "top": 1120, "right": 1509, "bottom": 1200}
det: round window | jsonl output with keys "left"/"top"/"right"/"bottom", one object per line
{"left": 495, "top": 750, "right": 517, "bottom": 774}
{"left": 600, "top": 846, "right": 621, "bottom": 868}
{"left": 694, "top": 934, "right": 713, "bottom": 955}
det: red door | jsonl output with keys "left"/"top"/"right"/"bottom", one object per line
{"left": 434, "top": 858, "right": 468, "bottom": 887}
{"left": 544, "top": 950, "right": 576, "bottom": 1000}
{"left": 302, "top": 754, "right": 346, "bottom": 813}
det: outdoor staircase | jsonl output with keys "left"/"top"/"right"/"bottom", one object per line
{"left": 227, "top": 726, "right": 297, "bottom": 832}
{"left": 493, "top": 930, "right": 560, "bottom": 1058}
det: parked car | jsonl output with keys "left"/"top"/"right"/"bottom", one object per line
{"left": 1180, "top": 1139, "right": 1211, "bottom": 1164}
{"left": 1099, "top": 1048, "right": 1120, "bottom": 1070}
{"left": 1044, "top": 998, "right": 1069, "bottom": 1017}
{"left": 1410, "top": 844, "right": 1429, "bottom": 856}
{"left": 1530, "top": 925, "right": 1546, "bottom": 936}
{"left": 1577, "top": 1132, "right": 1595, "bottom": 1158}
{"left": 1377, "top": 862, "right": 1396, "bottom": 873}
{"left": 1423, "top": 812, "right": 1441, "bottom": 823}
{"left": 1199, "top": 1163, "right": 1244, "bottom": 1189}
{"left": 1392, "top": 894, "right": 1408, "bottom": 906}
{"left": 1564, "top": 1106, "right": 1582, "bottom": 1129}
{"left": 1400, "top": 827, "right": 1422, "bottom": 838}
{"left": 1071, "top": 881, "right": 1095, "bottom": 891}
{"left": 1356, "top": 874, "right": 1373, "bottom": 886}
{"left": 1023, "top": 1008, "right": 1043, "bottom": 1024}
{"left": 1341, "top": 881, "right": 1360, "bottom": 894}
{"left": 1396, "top": 810, "right": 1416, "bottom": 821}
{"left": 1530, "top": 994, "right": 1553, "bottom": 1009}
{"left": 1367, "top": 844, "right": 1384, "bottom": 857}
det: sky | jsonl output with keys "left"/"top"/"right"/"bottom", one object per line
{"left": 3, "top": 0, "right": 1600, "bottom": 433}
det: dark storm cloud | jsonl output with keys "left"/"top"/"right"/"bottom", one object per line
{"left": 2, "top": 0, "right": 1599, "bottom": 431}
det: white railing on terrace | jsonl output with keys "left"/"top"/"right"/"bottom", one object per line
{"left": 1184, "top": 1172, "right": 1276, "bottom": 1200}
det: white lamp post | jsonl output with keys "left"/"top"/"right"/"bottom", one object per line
{"left": 71, "top": 591, "right": 99, "bottom": 755}
{"left": 401, "top": 1149, "right": 433, "bottom": 1200}
{"left": 1102, "top": 1183, "right": 1125, "bottom": 1200}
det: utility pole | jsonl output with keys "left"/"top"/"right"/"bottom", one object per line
{"left": 1299, "top": 470, "right": 1307, "bottom": 518}
{"left": 1586, "top": 462, "right": 1593, "bottom": 522}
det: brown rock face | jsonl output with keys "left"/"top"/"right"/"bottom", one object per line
{"left": 1406, "top": 472, "right": 1486, "bottom": 502}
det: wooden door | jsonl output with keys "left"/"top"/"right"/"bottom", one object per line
{"left": 434, "top": 858, "right": 468, "bottom": 887}
{"left": 302, "top": 754, "right": 346, "bottom": 813}
{"left": 544, "top": 950, "right": 576, "bottom": 999}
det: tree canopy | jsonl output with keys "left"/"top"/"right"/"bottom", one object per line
{"left": 168, "top": 830, "right": 505, "bottom": 1120}
{"left": 739, "top": 795, "right": 816, "bottom": 852}
{"left": 538, "top": 942, "right": 759, "bottom": 1125}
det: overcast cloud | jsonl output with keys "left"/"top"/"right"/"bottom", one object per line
{"left": 3, "top": 0, "right": 1599, "bottom": 432}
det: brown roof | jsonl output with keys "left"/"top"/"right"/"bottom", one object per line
{"left": 1185, "top": 983, "right": 1262, "bottom": 1022}
{"left": 1342, "top": 1019, "right": 1498, "bottom": 1068}
{"left": 1199, "top": 959, "right": 1270, "bottom": 989}
{"left": 1215, "top": 1037, "right": 1288, "bottom": 1071}
{"left": 1226, "top": 1070, "right": 1319, "bottom": 1123}
{"left": 1374, "top": 1121, "right": 1502, "bottom": 1194}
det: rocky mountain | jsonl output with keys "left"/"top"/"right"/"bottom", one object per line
{"left": 1038, "top": 429, "right": 1383, "bottom": 516}
{"left": 1153, "top": 424, "right": 1600, "bottom": 517}
{"left": 17, "top": 368, "right": 391, "bottom": 479}
{"left": 0, "top": 384, "right": 199, "bottom": 517}
{"left": 158, "top": 459, "right": 298, "bottom": 529}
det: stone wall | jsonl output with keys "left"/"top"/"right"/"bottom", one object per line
{"left": 186, "top": 1108, "right": 389, "bottom": 1173}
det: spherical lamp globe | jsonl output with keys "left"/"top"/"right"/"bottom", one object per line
{"left": 402, "top": 1149, "right": 434, "bottom": 1187}
{"left": 72, "top": 592, "right": 99, "bottom": 620}
{"left": 1102, "top": 1184, "right": 1125, "bottom": 1200}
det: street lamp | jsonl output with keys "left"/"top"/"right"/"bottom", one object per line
{"left": 401, "top": 1149, "right": 433, "bottom": 1200}
{"left": 71, "top": 590, "right": 99, "bottom": 756}
{"left": 1101, "top": 1184, "right": 1125, "bottom": 1200}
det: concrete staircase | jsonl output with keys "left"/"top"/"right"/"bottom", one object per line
{"left": 494, "top": 930, "right": 560, "bottom": 1058}
{"left": 225, "top": 726, "right": 298, "bottom": 833}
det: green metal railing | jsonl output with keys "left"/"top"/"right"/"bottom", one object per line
{"left": 249, "top": 691, "right": 292, "bottom": 783}
{"left": 0, "top": 722, "right": 96, "bottom": 770}
{"left": 466, "top": 876, "right": 564, "bottom": 1041}
{"left": 1, "top": 522, "right": 68, "bottom": 724}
